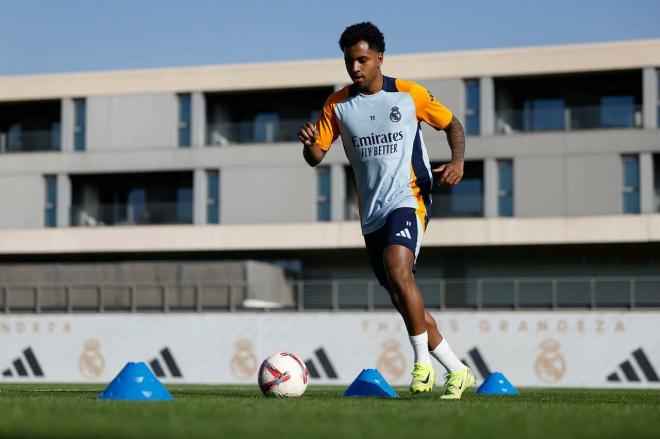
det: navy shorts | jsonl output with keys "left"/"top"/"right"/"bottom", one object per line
{"left": 364, "top": 207, "right": 426, "bottom": 287}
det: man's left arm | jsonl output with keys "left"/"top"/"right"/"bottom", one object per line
{"left": 433, "top": 116, "right": 465, "bottom": 186}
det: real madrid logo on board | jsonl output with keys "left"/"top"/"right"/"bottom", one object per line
{"left": 389, "top": 106, "right": 401, "bottom": 122}
{"left": 534, "top": 339, "right": 566, "bottom": 383}
{"left": 79, "top": 339, "right": 105, "bottom": 379}
{"left": 231, "top": 339, "right": 258, "bottom": 379}
{"left": 377, "top": 339, "right": 406, "bottom": 381}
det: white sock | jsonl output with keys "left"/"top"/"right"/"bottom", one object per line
{"left": 430, "top": 339, "right": 465, "bottom": 372}
{"left": 409, "top": 331, "right": 432, "bottom": 365}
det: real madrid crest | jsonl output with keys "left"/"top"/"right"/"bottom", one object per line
{"left": 534, "top": 339, "right": 566, "bottom": 383}
{"left": 389, "top": 106, "right": 401, "bottom": 122}
{"left": 230, "top": 339, "right": 258, "bottom": 380}
{"left": 79, "top": 339, "right": 105, "bottom": 379}
{"left": 377, "top": 339, "right": 406, "bottom": 381}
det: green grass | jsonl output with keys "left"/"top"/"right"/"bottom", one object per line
{"left": 1, "top": 384, "right": 659, "bottom": 439}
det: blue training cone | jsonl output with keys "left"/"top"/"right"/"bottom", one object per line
{"left": 476, "top": 371, "right": 518, "bottom": 395}
{"left": 99, "top": 362, "right": 174, "bottom": 401}
{"left": 344, "top": 368, "right": 398, "bottom": 398}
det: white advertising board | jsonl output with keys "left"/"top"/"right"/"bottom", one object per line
{"left": 1, "top": 312, "right": 659, "bottom": 388}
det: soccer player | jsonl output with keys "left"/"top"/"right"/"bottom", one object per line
{"left": 298, "top": 22, "right": 474, "bottom": 399}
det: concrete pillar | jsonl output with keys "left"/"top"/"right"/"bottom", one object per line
{"left": 330, "top": 164, "right": 346, "bottom": 221}
{"left": 193, "top": 169, "right": 207, "bottom": 225}
{"left": 480, "top": 77, "right": 495, "bottom": 136}
{"left": 484, "top": 158, "right": 498, "bottom": 217}
{"left": 56, "top": 173, "right": 71, "bottom": 227}
{"left": 60, "top": 98, "right": 74, "bottom": 152}
{"left": 191, "top": 92, "right": 206, "bottom": 147}
{"left": 643, "top": 68, "right": 658, "bottom": 130}
{"left": 640, "top": 152, "right": 654, "bottom": 214}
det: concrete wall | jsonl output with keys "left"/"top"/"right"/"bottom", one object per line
{"left": 87, "top": 94, "right": 176, "bottom": 151}
{"left": 0, "top": 175, "right": 43, "bottom": 228}
{"left": 221, "top": 164, "right": 317, "bottom": 224}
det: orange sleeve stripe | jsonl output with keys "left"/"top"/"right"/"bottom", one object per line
{"left": 314, "top": 87, "right": 350, "bottom": 151}
{"left": 409, "top": 163, "right": 428, "bottom": 232}
{"left": 395, "top": 78, "right": 453, "bottom": 130}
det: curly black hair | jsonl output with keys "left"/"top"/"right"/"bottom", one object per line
{"left": 338, "top": 22, "right": 385, "bottom": 53}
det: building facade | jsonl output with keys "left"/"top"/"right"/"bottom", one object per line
{"left": 0, "top": 39, "right": 659, "bottom": 308}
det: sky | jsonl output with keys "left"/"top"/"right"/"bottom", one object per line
{"left": 1, "top": 0, "right": 659, "bottom": 75}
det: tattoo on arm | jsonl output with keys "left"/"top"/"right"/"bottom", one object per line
{"left": 444, "top": 117, "right": 465, "bottom": 161}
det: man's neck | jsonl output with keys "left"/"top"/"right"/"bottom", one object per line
{"left": 362, "top": 73, "right": 384, "bottom": 95}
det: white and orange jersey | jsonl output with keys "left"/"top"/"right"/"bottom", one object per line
{"left": 314, "top": 76, "right": 453, "bottom": 235}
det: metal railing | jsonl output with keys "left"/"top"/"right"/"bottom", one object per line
{"left": 206, "top": 119, "right": 307, "bottom": 145}
{"left": 496, "top": 105, "right": 643, "bottom": 134}
{"left": 0, "top": 129, "right": 60, "bottom": 153}
{"left": 0, "top": 276, "right": 658, "bottom": 313}
{"left": 70, "top": 202, "right": 193, "bottom": 226}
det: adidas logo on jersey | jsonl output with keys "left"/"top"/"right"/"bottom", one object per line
{"left": 606, "top": 348, "right": 659, "bottom": 383}
{"left": 149, "top": 347, "right": 183, "bottom": 379}
{"left": 2, "top": 347, "right": 44, "bottom": 378}
{"left": 395, "top": 228, "right": 412, "bottom": 239}
{"left": 461, "top": 347, "right": 492, "bottom": 382}
{"left": 305, "top": 348, "right": 338, "bottom": 380}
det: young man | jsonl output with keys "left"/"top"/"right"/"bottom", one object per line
{"left": 298, "top": 22, "right": 474, "bottom": 399}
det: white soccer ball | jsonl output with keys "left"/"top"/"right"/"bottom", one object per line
{"left": 258, "top": 352, "right": 309, "bottom": 397}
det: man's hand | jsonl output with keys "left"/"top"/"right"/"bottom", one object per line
{"left": 299, "top": 122, "right": 326, "bottom": 167}
{"left": 298, "top": 122, "right": 318, "bottom": 147}
{"left": 432, "top": 159, "right": 464, "bottom": 186}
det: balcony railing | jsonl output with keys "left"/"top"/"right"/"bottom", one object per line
{"left": 206, "top": 119, "right": 308, "bottom": 145}
{"left": 71, "top": 202, "right": 193, "bottom": 226}
{"left": 0, "top": 128, "right": 60, "bottom": 153}
{"left": 496, "top": 105, "right": 642, "bottom": 134}
{"left": 0, "top": 276, "right": 658, "bottom": 313}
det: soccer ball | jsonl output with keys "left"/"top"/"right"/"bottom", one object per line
{"left": 258, "top": 352, "right": 309, "bottom": 397}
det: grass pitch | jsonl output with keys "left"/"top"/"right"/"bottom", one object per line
{"left": 1, "top": 384, "right": 659, "bottom": 439}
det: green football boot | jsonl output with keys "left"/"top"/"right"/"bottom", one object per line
{"left": 410, "top": 362, "right": 435, "bottom": 394}
{"left": 440, "top": 366, "right": 476, "bottom": 400}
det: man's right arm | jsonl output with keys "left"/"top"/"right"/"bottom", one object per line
{"left": 298, "top": 122, "right": 327, "bottom": 167}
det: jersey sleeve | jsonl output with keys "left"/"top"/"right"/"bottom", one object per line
{"left": 395, "top": 79, "right": 453, "bottom": 130}
{"left": 314, "top": 88, "right": 348, "bottom": 151}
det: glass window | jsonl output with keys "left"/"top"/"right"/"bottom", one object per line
{"left": 622, "top": 155, "right": 640, "bottom": 214}
{"left": 317, "top": 167, "right": 331, "bottom": 221}
{"left": 601, "top": 96, "right": 634, "bottom": 128}
{"left": 44, "top": 175, "right": 57, "bottom": 227}
{"left": 207, "top": 170, "right": 220, "bottom": 224}
{"left": 344, "top": 166, "right": 359, "bottom": 220}
{"left": 464, "top": 80, "right": 480, "bottom": 136}
{"left": 524, "top": 98, "right": 564, "bottom": 131}
{"left": 431, "top": 161, "right": 484, "bottom": 218}
{"left": 74, "top": 98, "right": 86, "bottom": 151}
{"left": 127, "top": 188, "right": 146, "bottom": 224}
{"left": 176, "top": 187, "right": 193, "bottom": 223}
{"left": 654, "top": 154, "right": 660, "bottom": 212}
{"left": 498, "top": 159, "right": 514, "bottom": 217}
{"left": 178, "top": 93, "right": 191, "bottom": 148}
{"left": 254, "top": 112, "right": 279, "bottom": 143}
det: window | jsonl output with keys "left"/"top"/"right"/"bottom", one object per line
{"left": 178, "top": 93, "right": 191, "bottom": 148}
{"left": 176, "top": 187, "right": 193, "bottom": 223}
{"left": 127, "top": 188, "right": 146, "bottom": 224}
{"left": 622, "top": 155, "right": 640, "bottom": 214}
{"left": 431, "top": 161, "right": 484, "bottom": 218}
{"left": 524, "top": 98, "right": 564, "bottom": 131}
{"left": 653, "top": 154, "right": 660, "bottom": 212}
{"left": 74, "top": 98, "right": 86, "bottom": 151}
{"left": 464, "top": 80, "right": 480, "bottom": 135}
{"left": 657, "top": 70, "right": 660, "bottom": 128}
{"left": 44, "top": 175, "right": 57, "bottom": 227}
{"left": 344, "top": 166, "right": 360, "bottom": 220}
{"left": 601, "top": 96, "right": 634, "bottom": 128}
{"left": 207, "top": 170, "right": 220, "bottom": 224}
{"left": 317, "top": 167, "right": 331, "bottom": 221}
{"left": 254, "top": 112, "right": 279, "bottom": 143}
{"left": 498, "top": 160, "right": 514, "bottom": 217}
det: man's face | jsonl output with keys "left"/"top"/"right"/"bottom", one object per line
{"left": 343, "top": 40, "right": 383, "bottom": 91}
